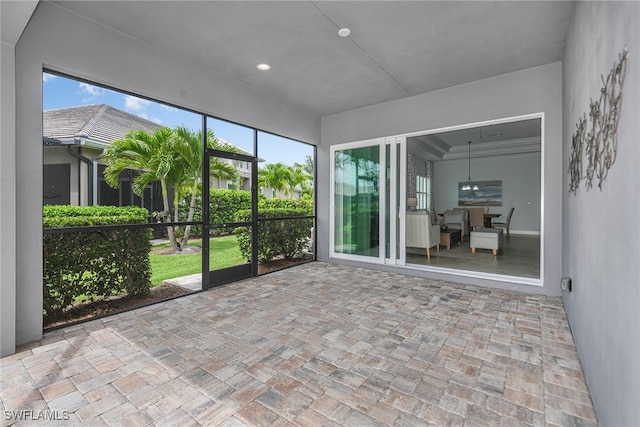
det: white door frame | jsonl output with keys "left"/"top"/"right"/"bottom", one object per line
{"left": 329, "top": 112, "right": 543, "bottom": 287}
{"left": 330, "top": 138, "right": 386, "bottom": 264}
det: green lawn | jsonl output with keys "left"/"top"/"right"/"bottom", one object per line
{"left": 150, "top": 235, "right": 246, "bottom": 286}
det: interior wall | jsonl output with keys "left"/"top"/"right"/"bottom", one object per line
{"left": 434, "top": 153, "right": 541, "bottom": 233}
{"left": 319, "top": 62, "right": 562, "bottom": 296}
{"left": 11, "top": 1, "right": 320, "bottom": 349}
{"left": 562, "top": 2, "right": 640, "bottom": 425}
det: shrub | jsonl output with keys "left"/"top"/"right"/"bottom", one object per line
{"left": 178, "top": 189, "right": 256, "bottom": 236}
{"left": 235, "top": 208, "right": 313, "bottom": 262}
{"left": 259, "top": 198, "right": 313, "bottom": 214}
{"left": 179, "top": 190, "right": 312, "bottom": 227}
{"left": 211, "top": 189, "right": 253, "bottom": 224}
{"left": 43, "top": 205, "right": 151, "bottom": 315}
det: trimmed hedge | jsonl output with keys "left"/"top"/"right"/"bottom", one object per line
{"left": 259, "top": 198, "right": 313, "bottom": 214}
{"left": 211, "top": 189, "right": 254, "bottom": 224}
{"left": 178, "top": 189, "right": 312, "bottom": 234}
{"left": 178, "top": 189, "right": 255, "bottom": 236}
{"left": 43, "top": 205, "right": 152, "bottom": 315}
{"left": 235, "top": 208, "right": 313, "bottom": 262}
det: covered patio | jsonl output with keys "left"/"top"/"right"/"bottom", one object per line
{"left": 1, "top": 263, "right": 596, "bottom": 425}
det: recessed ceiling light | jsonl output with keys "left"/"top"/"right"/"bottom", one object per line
{"left": 256, "top": 63, "right": 271, "bottom": 71}
{"left": 338, "top": 28, "right": 351, "bottom": 38}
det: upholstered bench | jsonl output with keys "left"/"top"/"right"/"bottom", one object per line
{"left": 470, "top": 228, "right": 504, "bottom": 255}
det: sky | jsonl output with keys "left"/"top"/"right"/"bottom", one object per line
{"left": 42, "top": 72, "right": 314, "bottom": 167}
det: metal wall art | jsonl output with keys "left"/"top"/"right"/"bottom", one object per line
{"left": 568, "top": 115, "right": 587, "bottom": 194}
{"left": 568, "top": 47, "right": 628, "bottom": 194}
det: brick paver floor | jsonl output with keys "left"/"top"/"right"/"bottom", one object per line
{"left": 1, "top": 262, "right": 597, "bottom": 426}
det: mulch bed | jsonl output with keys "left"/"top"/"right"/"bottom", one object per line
{"left": 43, "top": 284, "right": 191, "bottom": 330}
{"left": 257, "top": 255, "right": 313, "bottom": 274}
{"left": 44, "top": 256, "right": 314, "bottom": 330}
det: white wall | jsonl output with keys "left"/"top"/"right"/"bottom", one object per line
{"left": 562, "top": 2, "right": 640, "bottom": 425}
{"left": 434, "top": 153, "right": 541, "bottom": 233}
{"left": 1, "top": 43, "right": 17, "bottom": 357}
{"left": 320, "top": 62, "right": 562, "bottom": 296}
{"left": 0, "top": 0, "right": 37, "bottom": 360}
{"left": 8, "top": 1, "right": 320, "bottom": 350}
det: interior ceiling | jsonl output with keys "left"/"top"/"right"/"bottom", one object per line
{"left": 408, "top": 118, "right": 542, "bottom": 161}
{"left": 49, "top": 1, "right": 574, "bottom": 118}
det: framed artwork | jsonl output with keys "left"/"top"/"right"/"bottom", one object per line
{"left": 458, "top": 180, "right": 502, "bottom": 206}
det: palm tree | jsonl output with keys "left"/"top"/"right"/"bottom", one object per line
{"left": 294, "top": 155, "right": 314, "bottom": 176}
{"left": 258, "top": 162, "right": 290, "bottom": 198}
{"left": 174, "top": 126, "right": 238, "bottom": 246}
{"left": 287, "top": 165, "right": 312, "bottom": 199}
{"left": 103, "top": 127, "right": 181, "bottom": 251}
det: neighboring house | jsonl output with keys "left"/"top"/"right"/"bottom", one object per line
{"left": 43, "top": 104, "right": 164, "bottom": 210}
{"left": 260, "top": 186, "right": 303, "bottom": 200}
{"left": 43, "top": 104, "right": 277, "bottom": 210}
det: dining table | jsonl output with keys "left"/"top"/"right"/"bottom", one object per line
{"left": 484, "top": 213, "right": 501, "bottom": 228}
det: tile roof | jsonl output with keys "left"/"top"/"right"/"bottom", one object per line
{"left": 43, "top": 104, "right": 161, "bottom": 144}
{"left": 43, "top": 104, "right": 257, "bottom": 159}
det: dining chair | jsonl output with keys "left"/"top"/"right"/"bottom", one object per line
{"left": 468, "top": 207, "right": 484, "bottom": 230}
{"left": 493, "top": 207, "right": 515, "bottom": 237}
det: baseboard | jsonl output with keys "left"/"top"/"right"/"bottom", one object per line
{"left": 509, "top": 230, "right": 540, "bottom": 236}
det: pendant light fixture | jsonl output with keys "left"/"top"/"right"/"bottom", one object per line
{"left": 462, "top": 141, "right": 479, "bottom": 191}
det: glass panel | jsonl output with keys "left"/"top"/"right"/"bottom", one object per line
{"left": 385, "top": 144, "right": 391, "bottom": 259}
{"left": 257, "top": 217, "right": 315, "bottom": 275}
{"left": 206, "top": 152, "right": 254, "bottom": 287}
{"left": 396, "top": 142, "right": 402, "bottom": 261}
{"left": 334, "top": 146, "right": 380, "bottom": 257}
{"left": 405, "top": 119, "right": 541, "bottom": 279}
{"left": 42, "top": 71, "right": 205, "bottom": 328}
{"left": 208, "top": 156, "right": 253, "bottom": 224}
{"left": 209, "top": 226, "right": 249, "bottom": 271}
{"left": 255, "top": 131, "right": 315, "bottom": 268}
{"left": 257, "top": 132, "right": 315, "bottom": 207}
{"left": 208, "top": 117, "right": 254, "bottom": 156}
{"left": 149, "top": 227, "right": 203, "bottom": 288}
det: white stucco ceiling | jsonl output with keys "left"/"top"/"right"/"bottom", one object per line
{"left": 0, "top": 0, "right": 39, "bottom": 46}
{"left": 47, "top": 0, "right": 574, "bottom": 118}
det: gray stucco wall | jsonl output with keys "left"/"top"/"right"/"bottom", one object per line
{"left": 562, "top": 2, "right": 640, "bottom": 425}
{"left": 319, "top": 62, "right": 562, "bottom": 296}
{"left": 8, "top": 2, "right": 319, "bottom": 350}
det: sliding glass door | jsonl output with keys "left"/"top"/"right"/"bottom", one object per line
{"left": 332, "top": 143, "right": 381, "bottom": 259}
{"left": 330, "top": 138, "right": 406, "bottom": 264}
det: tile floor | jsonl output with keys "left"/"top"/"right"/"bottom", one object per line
{"left": 408, "top": 235, "right": 541, "bottom": 279}
{"left": 1, "top": 262, "right": 597, "bottom": 426}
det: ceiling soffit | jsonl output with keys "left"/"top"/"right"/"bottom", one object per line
{"left": 409, "top": 137, "right": 541, "bottom": 162}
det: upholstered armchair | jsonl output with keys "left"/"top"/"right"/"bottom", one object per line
{"left": 406, "top": 211, "right": 440, "bottom": 258}
{"left": 443, "top": 210, "right": 468, "bottom": 242}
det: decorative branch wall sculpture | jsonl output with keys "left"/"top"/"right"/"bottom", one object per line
{"left": 569, "top": 115, "right": 586, "bottom": 194}
{"left": 569, "top": 47, "right": 628, "bottom": 194}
